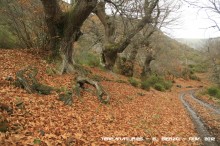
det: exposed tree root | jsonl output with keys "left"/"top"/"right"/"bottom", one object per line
{"left": 14, "top": 66, "right": 109, "bottom": 104}
{"left": 76, "top": 76, "right": 110, "bottom": 104}
{"left": 15, "top": 66, "right": 53, "bottom": 95}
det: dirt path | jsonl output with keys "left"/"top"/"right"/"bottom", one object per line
{"left": 180, "top": 90, "right": 219, "bottom": 146}
{"left": 191, "top": 91, "right": 220, "bottom": 114}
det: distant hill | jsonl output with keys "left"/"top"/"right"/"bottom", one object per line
{"left": 175, "top": 38, "right": 208, "bottom": 51}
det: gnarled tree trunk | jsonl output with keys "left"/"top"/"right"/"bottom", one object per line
{"left": 40, "top": 0, "right": 97, "bottom": 74}
{"left": 94, "top": 0, "right": 159, "bottom": 70}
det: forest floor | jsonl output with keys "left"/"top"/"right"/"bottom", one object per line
{"left": 0, "top": 49, "right": 219, "bottom": 146}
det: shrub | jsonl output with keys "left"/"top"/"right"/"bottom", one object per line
{"left": 163, "top": 81, "right": 173, "bottom": 90}
{"left": 147, "top": 75, "right": 162, "bottom": 85}
{"left": 207, "top": 87, "right": 220, "bottom": 99}
{"left": 144, "top": 74, "right": 173, "bottom": 91}
{"left": 128, "top": 77, "right": 139, "bottom": 87}
{"left": 154, "top": 83, "right": 165, "bottom": 91}
{"left": 140, "top": 80, "right": 150, "bottom": 90}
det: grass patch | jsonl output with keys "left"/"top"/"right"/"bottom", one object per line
{"left": 140, "top": 80, "right": 150, "bottom": 91}
{"left": 128, "top": 77, "right": 139, "bottom": 87}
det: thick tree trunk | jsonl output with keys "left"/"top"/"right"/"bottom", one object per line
{"left": 101, "top": 46, "right": 118, "bottom": 70}
{"left": 60, "top": 39, "right": 75, "bottom": 74}
{"left": 125, "top": 47, "right": 139, "bottom": 76}
{"left": 141, "top": 53, "right": 154, "bottom": 77}
{"left": 40, "top": 0, "right": 62, "bottom": 56}
{"left": 94, "top": 2, "right": 118, "bottom": 69}
{"left": 94, "top": 2, "right": 117, "bottom": 69}
{"left": 41, "top": 0, "right": 97, "bottom": 74}
{"left": 115, "top": 47, "right": 138, "bottom": 77}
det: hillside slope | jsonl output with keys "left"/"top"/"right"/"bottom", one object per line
{"left": 0, "top": 49, "right": 204, "bottom": 145}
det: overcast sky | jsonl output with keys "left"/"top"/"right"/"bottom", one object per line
{"left": 63, "top": 0, "right": 220, "bottom": 39}
{"left": 168, "top": 1, "right": 220, "bottom": 39}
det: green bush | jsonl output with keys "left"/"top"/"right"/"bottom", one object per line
{"left": 147, "top": 75, "right": 162, "bottom": 85}
{"left": 154, "top": 83, "right": 165, "bottom": 91}
{"left": 128, "top": 77, "right": 139, "bottom": 87}
{"left": 142, "top": 74, "right": 172, "bottom": 91}
{"left": 75, "top": 51, "right": 100, "bottom": 67}
{"left": 163, "top": 81, "right": 173, "bottom": 90}
{"left": 140, "top": 80, "right": 150, "bottom": 90}
{"left": 207, "top": 87, "right": 220, "bottom": 99}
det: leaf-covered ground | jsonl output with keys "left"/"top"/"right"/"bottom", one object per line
{"left": 184, "top": 94, "right": 220, "bottom": 143}
{"left": 0, "top": 49, "right": 203, "bottom": 145}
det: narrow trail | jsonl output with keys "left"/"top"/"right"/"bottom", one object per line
{"left": 190, "top": 91, "right": 220, "bottom": 114}
{"left": 179, "top": 90, "right": 219, "bottom": 146}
